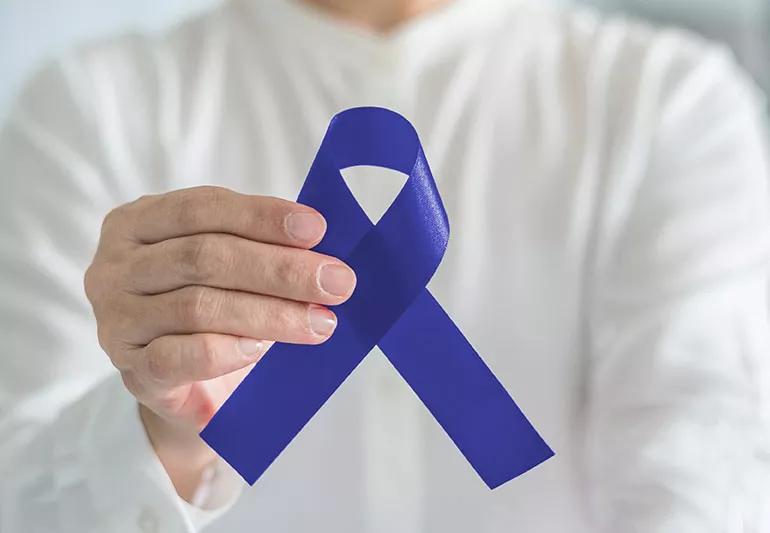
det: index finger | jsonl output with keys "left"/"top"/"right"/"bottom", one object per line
{"left": 119, "top": 186, "right": 326, "bottom": 248}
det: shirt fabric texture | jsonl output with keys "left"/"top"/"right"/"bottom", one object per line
{"left": 1, "top": 0, "right": 769, "bottom": 531}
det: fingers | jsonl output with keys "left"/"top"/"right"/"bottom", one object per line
{"left": 113, "top": 286, "right": 338, "bottom": 348}
{"left": 128, "top": 233, "right": 356, "bottom": 305}
{"left": 91, "top": 186, "right": 351, "bottom": 431}
{"left": 112, "top": 186, "right": 326, "bottom": 248}
{"left": 137, "top": 333, "right": 269, "bottom": 387}
{"left": 120, "top": 333, "right": 270, "bottom": 422}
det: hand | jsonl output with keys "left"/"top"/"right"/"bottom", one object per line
{"left": 84, "top": 186, "right": 356, "bottom": 497}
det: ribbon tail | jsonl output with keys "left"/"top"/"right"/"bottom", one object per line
{"left": 200, "top": 315, "right": 373, "bottom": 485}
{"left": 379, "top": 289, "right": 554, "bottom": 489}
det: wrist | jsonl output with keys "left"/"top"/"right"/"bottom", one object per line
{"left": 139, "top": 403, "right": 218, "bottom": 502}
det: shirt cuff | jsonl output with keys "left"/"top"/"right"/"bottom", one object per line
{"left": 52, "top": 372, "right": 184, "bottom": 532}
{"left": 78, "top": 373, "right": 241, "bottom": 532}
{"left": 181, "top": 456, "right": 244, "bottom": 530}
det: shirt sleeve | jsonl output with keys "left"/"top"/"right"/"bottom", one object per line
{"left": 0, "top": 52, "right": 240, "bottom": 532}
{"left": 585, "top": 44, "right": 770, "bottom": 532}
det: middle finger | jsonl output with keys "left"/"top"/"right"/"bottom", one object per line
{"left": 128, "top": 233, "right": 356, "bottom": 305}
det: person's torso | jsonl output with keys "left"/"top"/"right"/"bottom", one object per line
{"left": 65, "top": 1, "right": 688, "bottom": 530}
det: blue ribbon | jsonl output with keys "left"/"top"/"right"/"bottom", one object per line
{"left": 201, "top": 107, "right": 554, "bottom": 489}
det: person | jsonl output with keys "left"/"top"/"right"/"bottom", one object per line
{"left": 1, "top": 0, "right": 768, "bottom": 531}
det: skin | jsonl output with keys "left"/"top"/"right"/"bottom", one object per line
{"left": 85, "top": 0, "right": 448, "bottom": 503}
{"left": 307, "top": 0, "right": 451, "bottom": 32}
{"left": 85, "top": 186, "right": 356, "bottom": 499}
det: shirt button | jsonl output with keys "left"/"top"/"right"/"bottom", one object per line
{"left": 137, "top": 506, "right": 159, "bottom": 533}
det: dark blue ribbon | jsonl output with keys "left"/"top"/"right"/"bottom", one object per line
{"left": 201, "top": 107, "right": 554, "bottom": 489}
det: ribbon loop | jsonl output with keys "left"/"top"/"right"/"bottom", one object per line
{"left": 201, "top": 107, "right": 553, "bottom": 489}
{"left": 323, "top": 106, "right": 421, "bottom": 173}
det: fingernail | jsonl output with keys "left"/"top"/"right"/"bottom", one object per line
{"left": 318, "top": 263, "right": 356, "bottom": 298}
{"left": 237, "top": 338, "right": 264, "bottom": 359}
{"left": 285, "top": 211, "right": 326, "bottom": 243}
{"left": 308, "top": 305, "right": 337, "bottom": 337}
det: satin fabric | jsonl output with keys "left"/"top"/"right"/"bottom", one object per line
{"left": 201, "top": 107, "right": 553, "bottom": 488}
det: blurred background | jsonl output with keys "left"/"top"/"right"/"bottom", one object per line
{"left": 0, "top": 0, "right": 768, "bottom": 121}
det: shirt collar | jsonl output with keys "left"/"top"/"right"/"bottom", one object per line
{"left": 232, "top": 0, "right": 528, "bottom": 58}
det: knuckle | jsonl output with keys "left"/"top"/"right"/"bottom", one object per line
{"left": 83, "top": 264, "right": 99, "bottom": 302}
{"left": 91, "top": 295, "right": 134, "bottom": 355}
{"left": 135, "top": 193, "right": 156, "bottom": 203}
{"left": 85, "top": 261, "right": 125, "bottom": 303}
{"left": 175, "top": 186, "right": 228, "bottom": 228}
{"left": 112, "top": 300, "right": 139, "bottom": 340}
{"left": 239, "top": 197, "right": 271, "bottom": 228}
{"left": 190, "top": 185, "right": 228, "bottom": 199}
{"left": 120, "top": 370, "right": 144, "bottom": 398}
{"left": 128, "top": 194, "right": 156, "bottom": 211}
{"left": 102, "top": 199, "right": 142, "bottom": 236}
{"left": 144, "top": 342, "right": 175, "bottom": 383}
{"left": 95, "top": 324, "right": 113, "bottom": 355}
{"left": 117, "top": 343, "right": 143, "bottom": 370}
{"left": 272, "top": 255, "right": 306, "bottom": 290}
{"left": 101, "top": 337, "right": 136, "bottom": 373}
{"left": 179, "top": 286, "right": 221, "bottom": 329}
{"left": 179, "top": 235, "right": 219, "bottom": 283}
{"left": 175, "top": 193, "right": 205, "bottom": 229}
{"left": 101, "top": 206, "right": 124, "bottom": 233}
{"left": 196, "top": 336, "right": 220, "bottom": 374}
{"left": 263, "top": 299, "right": 298, "bottom": 334}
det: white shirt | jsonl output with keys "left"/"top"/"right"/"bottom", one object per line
{"left": 1, "top": 0, "right": 769, "bottom": 531}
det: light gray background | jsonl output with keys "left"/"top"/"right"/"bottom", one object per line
{"left": 0, "top": 0, "right": 220, "bottom": 119}
{"left": 0, "top": 0, "right": 768, "bottom": 121}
